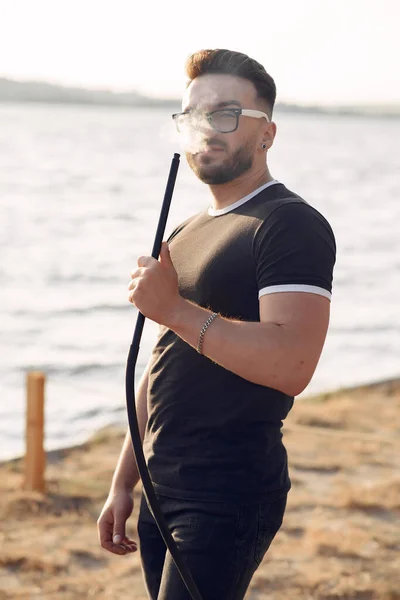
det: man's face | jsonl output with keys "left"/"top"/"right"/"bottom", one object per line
{"left": 181, "top": 74, "right": 268, "bottom": 185}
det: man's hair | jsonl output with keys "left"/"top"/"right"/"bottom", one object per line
{"left": 185, "top": 49, "right": 276, "bottom": 116}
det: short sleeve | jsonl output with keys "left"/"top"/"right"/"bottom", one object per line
{"left": 253, "top": 202, "right": 336, "bottom": 301}
{"left": 166, "top": 226, "right": 180, "bottom": 244}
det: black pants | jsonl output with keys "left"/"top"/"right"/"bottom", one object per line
{"left": 137, "top": 492, "right": 287, "bottom": 600}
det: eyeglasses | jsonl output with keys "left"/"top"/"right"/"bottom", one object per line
{"left": 172, "top": 108, "right": 270, "bottom": 134}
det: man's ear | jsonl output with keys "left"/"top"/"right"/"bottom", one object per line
{"left": 262, "top": 122, "right": 277, "bottom": 150}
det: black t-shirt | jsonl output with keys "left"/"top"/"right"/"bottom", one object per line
{"left": 143, "top": 182, "right": 336, "bottom": 502}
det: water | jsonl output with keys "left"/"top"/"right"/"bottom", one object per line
{"left": 1, "top": 103, "right": 399, "bottom": 460}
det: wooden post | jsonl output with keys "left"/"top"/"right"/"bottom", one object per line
{"left": 24, "top": 371, "right": 46, "bottom": 492}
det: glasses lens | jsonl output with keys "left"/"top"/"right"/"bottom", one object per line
{"left": 174, "top": 113, "right": 198, "bottom": 132}
{"left": 172, "top": 114, "right": 184, "bottom": 132}
{"left": 174, "top": 110, "right": 238, "bottom": 133}
{"left": 210, "top": 110, "right": 238, "bottom": 133}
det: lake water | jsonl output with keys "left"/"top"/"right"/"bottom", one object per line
{"left": 1, "top": 103, "right": 399, "bottom": 460}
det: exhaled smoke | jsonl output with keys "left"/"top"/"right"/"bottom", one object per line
{"left": 173, "top": 89, "right": 225, "bottom": 155}
{"left": 163, "top": 87, "right": 239, "bottom": 154}
{"left": 161, "top": 116, "right": 210, "bottom": 155}
{"left": 179, "top": 122, "right": 211, "bottom": 155}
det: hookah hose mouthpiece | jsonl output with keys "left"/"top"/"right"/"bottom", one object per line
{"left": 125, "top": 153, "right": 203, "bottom": 600}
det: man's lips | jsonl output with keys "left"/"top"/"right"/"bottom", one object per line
{"left": 199, "top": 145, "right": 225, "bottom": 153}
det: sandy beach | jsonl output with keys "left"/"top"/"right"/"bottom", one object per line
{"left": 1, "top": 378, "right": 399, "bottom": 600}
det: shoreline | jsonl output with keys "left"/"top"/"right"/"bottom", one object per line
{"left": 1, "top": 97, "right": 400, "bottom": 120}
{"left": 2, "top": 374, "right": 399, "bottom": 467}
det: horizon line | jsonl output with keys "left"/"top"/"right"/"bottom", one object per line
{"left": 1, "top": 75, "right": 399, "bottom": 110}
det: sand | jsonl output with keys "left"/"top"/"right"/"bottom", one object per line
{"left": 1, "top": 378, "right": 399, "bottom": 600}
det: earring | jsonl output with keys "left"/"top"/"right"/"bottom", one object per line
{"left": 261, "top": 143, "right": 266, "bottom": 149}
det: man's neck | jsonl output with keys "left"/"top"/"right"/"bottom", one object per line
{"left": 208, "top": 166, "right": 274, "bottom": 211}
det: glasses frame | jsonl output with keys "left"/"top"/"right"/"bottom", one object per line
{"left": 172, "top": 107, "right": 270, "bottom": 133}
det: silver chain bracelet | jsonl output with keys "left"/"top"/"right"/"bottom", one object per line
{"left": 197, "top": 312, "right": 218, "bottom": 355}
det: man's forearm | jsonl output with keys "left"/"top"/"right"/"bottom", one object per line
{"left": 110, "top": 362, "right": 150, "bottom": 493}
{"left": 168, "top": 298, "right": 319, "bottom": 397}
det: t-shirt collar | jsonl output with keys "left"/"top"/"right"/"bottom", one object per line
{"left": 208, "top": 180, "right": 280, "bottom": 217}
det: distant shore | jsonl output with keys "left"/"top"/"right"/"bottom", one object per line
{"left": 0, "top": 376, "right": 399, "bottom": 599}
{"left": 1, "top": 77, "right": 399, "bottom": 119}
{"left": 1, "top": 375, "right": 399, "bottom": 466}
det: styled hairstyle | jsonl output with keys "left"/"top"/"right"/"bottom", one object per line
{"left": 185, "top": 49, "right": 276, "bottom": 116}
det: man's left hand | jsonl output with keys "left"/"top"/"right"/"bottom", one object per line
{"left": 128, "top": 241, "right": 182, "bottom": 326}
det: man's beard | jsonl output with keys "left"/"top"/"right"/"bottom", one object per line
{"left": 186, "top": 140, "right": 254, "bottom": 185}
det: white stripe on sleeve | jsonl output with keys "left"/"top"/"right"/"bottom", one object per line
{"left": 258, "top": 284, "right": 332, "bottom": 301}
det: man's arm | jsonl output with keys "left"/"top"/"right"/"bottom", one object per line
{"left": 168, "top": 291, "right": 330, "bottom": 398}
{"left": 97, "top": 359, "right": 151, "bottom": 555}
{"left": 129, "top": 233, "right": 335, "bottom": 396}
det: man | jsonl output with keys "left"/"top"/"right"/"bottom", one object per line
{"left": 97, "top": 49, "right": 336, "bottom": 600}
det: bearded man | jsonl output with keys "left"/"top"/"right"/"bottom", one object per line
{"left": 98, "top": 48, "right": 336, "bottom": 600}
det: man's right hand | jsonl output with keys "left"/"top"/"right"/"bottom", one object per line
{"left": 97, "top": 491, "right": 138, "bottom": 555}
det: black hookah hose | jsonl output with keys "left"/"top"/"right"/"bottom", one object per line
{"left": 125, "top": 153, "right": 203, "bottom": 600}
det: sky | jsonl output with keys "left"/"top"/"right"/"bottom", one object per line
{"left": 0, "top": 0, "right": 399, "bottom": 106}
